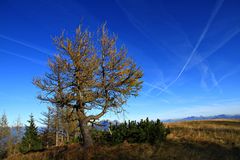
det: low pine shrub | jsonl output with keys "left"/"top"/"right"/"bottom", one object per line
{"left": 93, "top": 118, "right": 170, "bottom": 145}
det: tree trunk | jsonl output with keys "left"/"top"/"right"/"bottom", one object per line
{"left": 56, "top": 131, "right": 59, "bottom": 146}
{"left": 79, "top": 120, "right": 93, "bottom": 148}
{"left": 79, "top": 120, "right": 94, "bottom": 160}
{"left": 66, "top": 131, "right": 69, "bottom": 144}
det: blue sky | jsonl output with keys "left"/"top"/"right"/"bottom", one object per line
{"left": 0, "top": 0, "right": 240, "bottom": 125}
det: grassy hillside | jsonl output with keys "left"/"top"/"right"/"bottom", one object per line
{"left": 167, "top": 119, "right": 240, "bottom": 146}
{"left": 7, "top": 119, "right": 240, "bottom": 160}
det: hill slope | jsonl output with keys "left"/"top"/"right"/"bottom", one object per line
{"left": 7, "top": 119, "right": 240, "bottom": 160}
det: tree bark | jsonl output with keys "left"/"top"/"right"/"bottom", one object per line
{"left": 56, "top": 131, "right": 59, "bottom": 146}
{"left": 66, "top": 131, "right": 69, "bottom": 144}
{"left": 79, "top": 120, "right": 93, "bottom": 160}
{"left": 79, "top": 120, "right": 93, "bottom": 148}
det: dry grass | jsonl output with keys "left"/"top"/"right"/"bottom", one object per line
{"left": 6, "top": 119, "right": 240, "bottom": 160}
{"left": 166, "top": 119, "right": 240, "bottom": 147}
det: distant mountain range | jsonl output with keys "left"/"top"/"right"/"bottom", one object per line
{"left": 162, "top": 114, "right": 240, "bottom": 122}
{"left": 6, "top": 114, "right": 240, "bottom": 136}
{"left": 94, "top": 120, "right": 120, "bottom": 131}
{"left": 94, "top": 114, "right": 240, "bottom": 130}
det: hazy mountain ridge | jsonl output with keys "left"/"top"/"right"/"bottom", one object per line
{"left": 162, "top": 114, "right": 240, "bottom": 122}
{"left": 6, "top": 114, "right": 240, "bottom": 134}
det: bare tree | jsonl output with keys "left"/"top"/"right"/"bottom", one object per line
{"left": 33, "top": 24, "right": 143, "bottom": 148}
{"left": 15, "top": 116, "right": 23, "bottom": 144}
{"left": 40, "top": 107, "right": 55, "bottom": 148}
{"left": 9, "top": 116, "right": 23, "bottom": 155}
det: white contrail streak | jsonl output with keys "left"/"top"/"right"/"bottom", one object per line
{"left": 144, "top": 82, "right": 174, "bottom": 95}
{"left": 116, "top": 1, "right": 178, "bottom": 95}
{"left": 116, "top": 0, "right": 225, "bottom": 95}
{"left": 196, "top": 27, "right": 240, "bottom": 65}
{"left": 0, "top": 34, "right": 52, "bottom": 56}
{"left": 0, "top": 49, "right": 46, "bottom": 66}
{"left": 218, "top": 65, "right": 240, "bottom": 84}
{"left": 162, "top": 0, "right": 225, "bottom": 91}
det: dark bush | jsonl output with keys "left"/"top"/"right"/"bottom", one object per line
{"left": 92, "top": 118, "right": 170, "bottom": 145}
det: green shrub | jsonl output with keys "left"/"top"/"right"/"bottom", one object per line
{"left": 93, "top": 118, "right": 170, "bottom": 145}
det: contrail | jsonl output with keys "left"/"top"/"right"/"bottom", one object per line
{"left": 0, "top": 49, "right": 46, "bottom": 66}
{"left": 144, "top": 82, "right": 174, "bottom": 95}
{"left": 116, "top": 0, "right": 224, "bottom": 95}
{"left": 218, "top": 65, "right": 240, "bottom": 84}
{"left": 0, "top": 34, "right": 52, "bottom": 56}
{"left": 209, "top": 68, "right": 222, "bottom": 93}
{"left": 115, "top": 0, "right": 178, "bottom": 58}
{"left": 175, "top": 24, "right": 238, "bottom": 93}
{"left": 162, "top": 0, "right": 225, "bottom": 91}
{"left": 162, "top": 5, "right": 238, "bottom": 94}
{"left": 195, "top": 27, "right": 240, "bottom": 66}
{"left": 116, "top": 0, "right": 179, "bottom": 95}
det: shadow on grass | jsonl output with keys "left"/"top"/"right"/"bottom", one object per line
{"left": 6, "top": 140, "right": 240, "bottom": 160}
